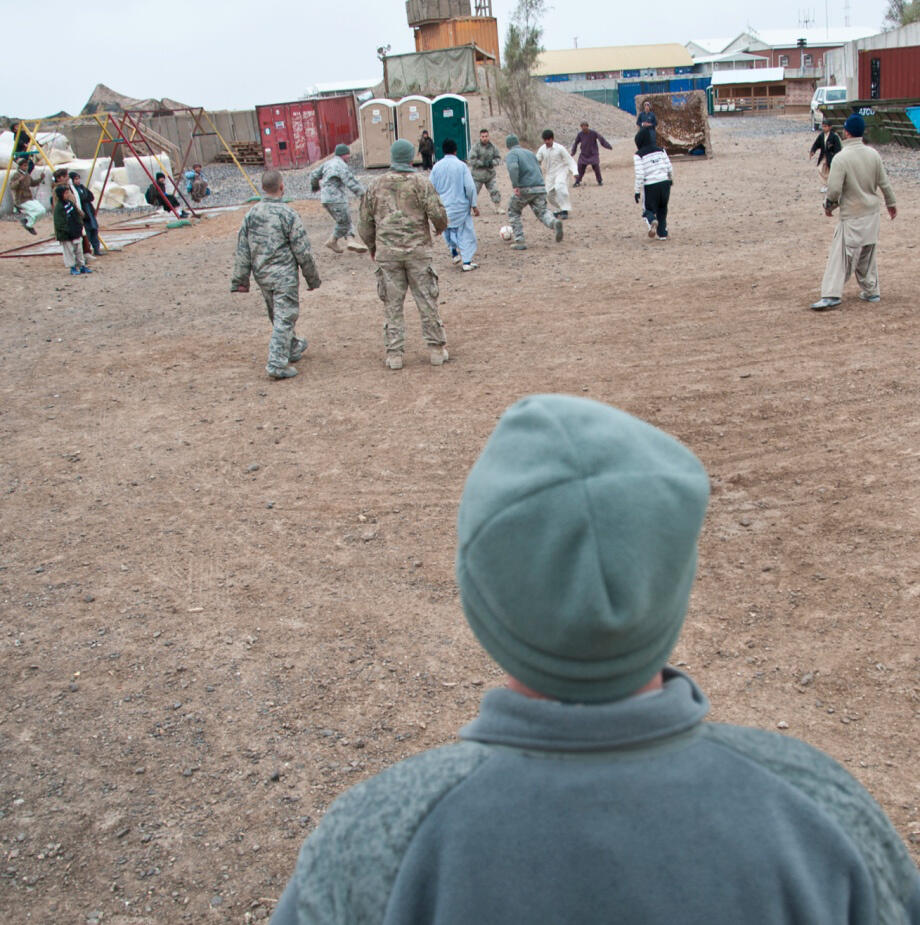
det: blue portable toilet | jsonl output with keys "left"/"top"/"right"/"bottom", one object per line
{"left": 431, "top": 94, "right": 470, "bottom": 162}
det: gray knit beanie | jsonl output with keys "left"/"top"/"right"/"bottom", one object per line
{"left": 505, "top": 134, "right": 519, "bottom": 149}
{"left": 456, "top": 395, "right": 710, "bottom": 703}
{"left": 334, "top": 143, "right": 350, "bottom": 156}
{"left": 390, "top": 139, "right": 415, "bottom": 171}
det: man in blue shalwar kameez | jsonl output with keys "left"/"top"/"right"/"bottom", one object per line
{"left": 429, "top": 138, "right": 479, "bottom": 271}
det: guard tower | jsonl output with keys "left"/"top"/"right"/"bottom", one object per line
{"left": 406, "top": 0, "right": 501, "bottom": 66}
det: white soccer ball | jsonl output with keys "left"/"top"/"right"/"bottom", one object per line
{"left": 499, "top": 225, "right": 513, "bottom": 241}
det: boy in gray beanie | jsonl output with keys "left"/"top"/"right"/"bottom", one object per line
{"left": 270, "top": 395, "right": 920, "bottom": 924}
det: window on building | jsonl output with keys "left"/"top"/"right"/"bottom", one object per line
{"left": 779, "top": 54, "right": 789, "bottom": 66}
{"left": 803, "top": 53, "right": 813, "bottom": 66}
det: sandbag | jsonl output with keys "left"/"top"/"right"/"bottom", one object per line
{"left": 111, "top": 166, "right": 130, "bottom": 185}
{"left": 120, "top": 184, "right": 146, "bottom": 208}
{"left": 57, "top": 157, "right": 111, "bottom": 190}
{"left": 124, "top": 154, "right": 174, "bottom": 194}
{"left": 36, "top": 132, "right": 76, "bottom": 165}
{"left": 92, "top": 182, "right": 126, "bottom": 209}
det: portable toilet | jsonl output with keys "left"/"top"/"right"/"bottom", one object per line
{"left": 395, "top": 96, "right": 432, "bottom": 165}
{"left": 431, "top": 94, "right": 470, "bottom": 162}
{"left": 359, "top": 99, "right": 397, "bottom": 169}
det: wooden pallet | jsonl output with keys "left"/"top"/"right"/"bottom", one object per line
{"left": 214, "top": 141, "right": 264, "bottom": 165}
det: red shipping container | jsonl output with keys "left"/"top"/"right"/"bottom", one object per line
{"left": 315, "top": 95, "right": 359, "bottom": 155}
{"left": 256, "top": 101, "right": 323, "bottom": 169}
{"left": 858, "top": 46, "right": 920, "bottom": 100}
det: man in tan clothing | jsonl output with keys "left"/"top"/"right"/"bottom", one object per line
{"left": 811, "top": 114, "right": 896, "bottom": 311}
{"left": 358, "top": 139, "right": 449, "bottom": 370}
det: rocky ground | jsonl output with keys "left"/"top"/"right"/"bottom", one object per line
{"left": 1, "top": 114, "right": 918, "bottom": 924}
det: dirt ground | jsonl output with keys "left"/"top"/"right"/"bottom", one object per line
{"left": 1, "top": 117, "right": 918, "bottom": 923}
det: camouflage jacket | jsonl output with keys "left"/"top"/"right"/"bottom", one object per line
{"left": 358, "top": 171, "right": 448, "bottom": 261}
{"left": 467, "top": 141, "right": 501, "bottom": 182}
{"left": 231, "top": 197, "right": 320, "bottom": 291}
{"left": 309, "top": 156, "right": 365, "bottom": 205}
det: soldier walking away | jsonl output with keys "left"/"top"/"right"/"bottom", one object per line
{"left": 810, "top": 114, "right": 896, "bottom": 312}
{"left": 571, "top": 120, "right": 612, "bottom": 186}
{"left": 467, "top": 128, "right": 503, "bottom": 213}
{"left": 269, "top": 393, "right": 920, "bottom": 925}
{"left": 358, "top": 139, "right": 449, "bottom": 371}
{"left": 310, "top": 144, "right": 367, "bottom": 255}
{"left": 536, "top": 129, "right": 577, "bottom": 219}
{"left": 504, "top": 134, "right": 563, "bottom": 251}
{"left": 10, "top": 156, "right": 45, "bottom": 235}
{"left": 231, "top": 170, "right": 321, "bottom": 380}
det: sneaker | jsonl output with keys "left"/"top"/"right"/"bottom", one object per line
{"left": 179, "top": 210, "right": 189, "bottom": 218}
{"left": 573, "top": 181, "right": 581, "bottom": 187}
{"left": 655, "top": 235, "right": 669, "bottom": 242}
{"left": 554, "top": 219, "right": 564, "bottom": 243}
{"left": 430, "top": 346, "right": 449, "bottom": 366}
{"left": 385, "top": 353, "right": 404, "bottom": 370}
{"left": 451, "top": 254, "right": 462, "bottom": 265}
{"left": 647, "top": 219, "right": 658, "bottom": 239}
{"left": 461, "top": 262, "right": 479, "bottom": 272}
{"left": 324, "top": 236, "right": 344, "bottom": 254}
{"left": 858, "top": 291, "right": 881, "bottom": 303}
{"left": 345, "top": 237, "right": 367, "bottom": 253}
{"left": 27, "top": 225, "right": 37, "bottom": 236}
{"left": 266, "top": 364, "right": 298, "bottom": 379}
{"left": 70, "top": 267, "right": 80, "bottom": 276}
{"left": 597, "top": 180, "right": 603, "bottom": 186}
{"left": 810, "top": 297, "right": 842, "bottom": 311}
{"left": 559, "top": 211, "right": 568, "bottom": 220}
{"left": 820, "top": 186, "right": 828, "bottom": 193}
{"left": 79, "top": 265, "right": 93, "bottom": 273}
{"left": 512, "top": 242, "right": 528, "bottom": 250}
{"left": 289, "top": 338, "right": 308, "bottom": 362}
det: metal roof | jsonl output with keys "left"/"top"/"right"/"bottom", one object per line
{"left": 729, "top": 27, "right": 878, "bottom": 50}
{"left": 686, "top": 38, "right": 734, "bottom": 54}
{"left": 710, "top": 67, "right": 786, "bottom": 85}
{"left": 691, "top": 51, "right": 767, "bottom": 65}
{"left": 533, "top": 43, "right": 693, "bottom": 76}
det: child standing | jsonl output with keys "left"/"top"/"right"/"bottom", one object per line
{"left": 633, "top": 127, "right": 673, "bottom": 241}
{"left": 53, "top": 185, "right": 91, "bottom": 275}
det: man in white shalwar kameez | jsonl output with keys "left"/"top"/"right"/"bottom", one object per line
{"left": 810, "top": 114, "right": 897, "bottom": 312}
{"left": 430, "top": 137, "right": 480, "bottom": 271}
{"left": 536, "top": 130, "right": 577, "bottom": 219}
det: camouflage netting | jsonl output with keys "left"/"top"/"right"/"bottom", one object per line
{"left": 637, "top": 90, "right": 712, "bottom": 158}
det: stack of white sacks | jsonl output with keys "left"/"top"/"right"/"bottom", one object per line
{"left": 1, "top": 130, "right": 174, "bottom": 215}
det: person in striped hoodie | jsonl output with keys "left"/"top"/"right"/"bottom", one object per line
{"left": 633, "top": 127, "right": 673, "bottom": 241}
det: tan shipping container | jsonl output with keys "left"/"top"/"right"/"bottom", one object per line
{"left": 413, "top": 17, "right": 500, "bottom": 66}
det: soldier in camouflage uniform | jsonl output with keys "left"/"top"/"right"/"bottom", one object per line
{"left": 358, "top": 139, "right": 449, "bottom": 371}
{"left": 504, "top": 134, "right": 564, "bottom": 251}
{"left": 231, "top": 170, "right": 321, "bottom": 380}
{"left": 467, "top": 128, "right": 503, "bottom": 213}
{"left": 309, "top": 144, "right": 367, "bottom": 255}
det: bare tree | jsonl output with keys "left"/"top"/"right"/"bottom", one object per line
{"left": 883, "top": 0, "right": 920, "bottom": 28}
{"left": 498, "top": 0, "right": 547, "bottom": 147}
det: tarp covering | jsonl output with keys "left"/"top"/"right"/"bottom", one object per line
{"left": 385, "top": 47, "right": 479, "bottom": 97}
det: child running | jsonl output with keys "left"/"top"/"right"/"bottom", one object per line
{"left": 633, "top": 127, "right": 673, "bottom": 241}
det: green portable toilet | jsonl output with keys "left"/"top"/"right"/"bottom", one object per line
{"left": 431, "top": 94, "right": 470, "bottom": 162}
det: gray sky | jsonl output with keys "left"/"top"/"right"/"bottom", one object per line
{"left": 5, "top": 0, "right": 887, "bottom": 119}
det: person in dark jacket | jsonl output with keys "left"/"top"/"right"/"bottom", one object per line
{"left": 145, "top": 172, "right": 187, "bottom": 216}
{"left": 69, "top": 171, "right": 101, "bottom": 256}
{"left": 418, "top": 131, "right": 435, "bottom": 170}
{"left": 268, "top": 394, "right": 920, "bottom": 925}
{"left": 636, "top": 99, "right": 658, "bottom": 145}
{"left": 809, "top": 119, "right": 842, "bottom": 192}
{"left": 53, "top": 185, "right": 91, "bottom": 275}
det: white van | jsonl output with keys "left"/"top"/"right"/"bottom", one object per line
{"left": 810, "top": 86, "right": 848, "bottom": 130}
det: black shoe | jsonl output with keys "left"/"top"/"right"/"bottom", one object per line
{"left": 597, "top": 180, "right": 603, "bottom": 186}
{"left": 559, "top": 211, "right": 568, "bottom": 219}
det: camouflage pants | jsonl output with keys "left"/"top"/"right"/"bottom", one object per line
{"left": 323, "top": 201, "right": 353, "bottom": 239}
{"left": 474, "top": 174, "right": 501, "bottom": 206}
{"left": 507, "top": 188, "right": 555, "bottom": 242}
{"left": 374, "top": 256, "right": 445, "bottom": 355}
{"left": 260, "top": 283, "right": 300, "bottom": 369}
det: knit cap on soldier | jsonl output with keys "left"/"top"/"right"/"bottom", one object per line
{"left": 456, "top": 394, "right": 710, "bottom": 703}
{"left": 390, "top": 139, "right": 415, "bottom": 172}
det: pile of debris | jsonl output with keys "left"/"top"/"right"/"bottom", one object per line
{"left": 638, "top": 90, "right": 712, "bottom": 157}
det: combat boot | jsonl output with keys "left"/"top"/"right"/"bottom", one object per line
{"left": 289, "top": 338, "right": 308, "bottom": 363}
{"left": 430, "top": 346, "right": 449, "bottom": 366}
{"left": 345, "top": 237, "right": 367, "bottom": 253}
{"left": 266, "top": 364, "right": 298, "bottom": 379}
{"left": 385, "top": 353, "right": 404, "bottom": 370}
{"left": 324, "top": 236, "right": 344, "bottom": 254}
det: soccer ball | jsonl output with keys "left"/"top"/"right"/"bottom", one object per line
{"left": 499, "top": 225, "right": 514, "bottom": 241}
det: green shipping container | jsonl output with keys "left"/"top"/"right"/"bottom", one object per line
{"left": 431, "top": 94, "right": 470, "bottom": 162}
